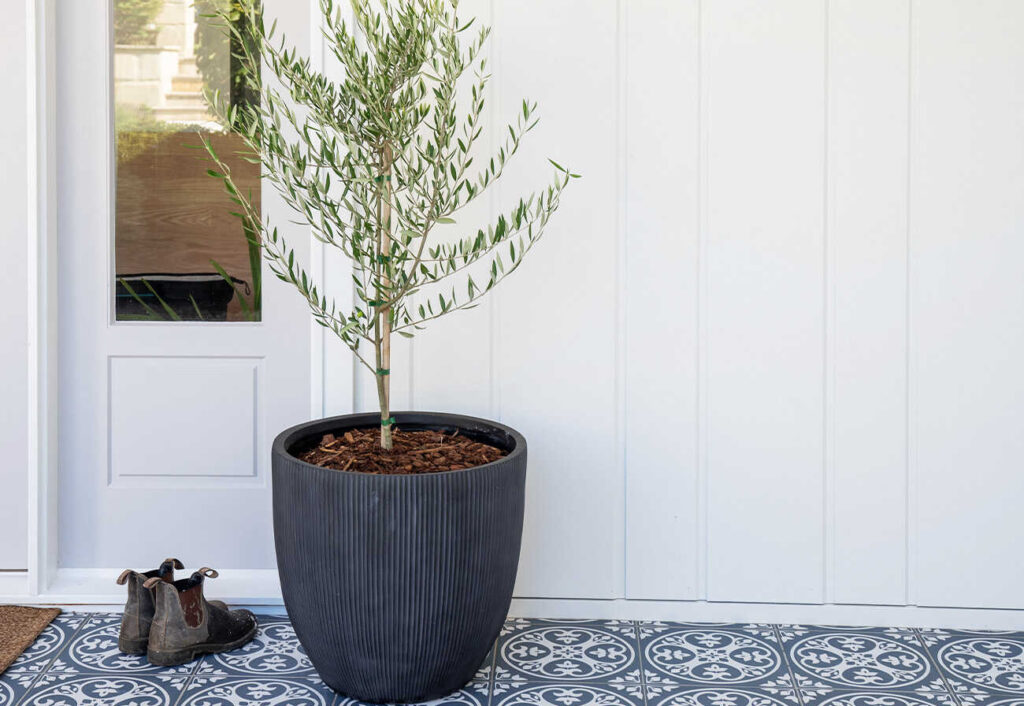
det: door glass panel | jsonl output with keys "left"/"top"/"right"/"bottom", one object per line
{"left": 113, "top": 0, "right": 260, "bottom": 321}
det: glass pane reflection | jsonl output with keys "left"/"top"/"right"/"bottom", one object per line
{"left": 113, "top": 0, "right": 260, "bottom": 321}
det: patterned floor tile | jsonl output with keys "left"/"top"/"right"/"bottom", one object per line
{"left": 647, "top": 674, "right": 811, "bottom": 705}
{"left": 948, "top": 697, "right": 1024, "bottom": 706}
{"left": 495, "top": 619, "right": 641, "bottom": 685}
{"left": 490, "top": 681, "right": 643, "bottom": 706}
{"left": 57, "top": 613, "right": 198, "bottom": 685}
{"left": 918, "top": 628, "right": 1024, "bottom": 701}
{"left": 0, "top": 612, "right": 88, "bottom": 700}
{"left": 800, "top": 692, "right": 956, "bottom": 706}
{"left": 473, "top": 642, "right": 497, "bottom": 685}
{"left": 179, "top": 675, "right": 339, "bottom": 705}
{"left": 195, "top": 615, "right": 316, "bottom": 680}
{"left": 648, "top": 685, "right": 800, "bottom": 706}
{"left": 775, "top": 624, "right": 923, "bottom": 646}
{"left": 637, "top": 674, "right": 957, "bottom": 706}
{"left": 0, "top": 677, "right": 24, "bottom": 706}
{"left": 637, "top": 622, "right": 789, "bottom": 688}
{"left": 780, "top": 626, "right": 937, "bottom": 693}
{"left": 335, "top": 681, "right": 490, "bottom": 706}
{"left": 19, "top": 674, "right": 187, "bottom": 705}
{"left": 6, "top": 615, "right": 1024, "bottom": 706}
{"left": 793, "top": 680, "right": 959, "bottom": 706}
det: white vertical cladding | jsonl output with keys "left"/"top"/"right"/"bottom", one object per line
{"left": 313, "top": 0, "right": 356, "bottom": 420}
{"left": 623, "top": 0, "right": 701, "bottom": 600}
{"left": 911, "top": 1, "right": 1024, "bottom": 610}
{"left": 703, "top": 0, "right": 826, "bottom": 603}
{"left": 27, "top": 0, "right": 1024, "bottom": 612}
{"left": 494, "top": 0, "right": 622, "bottom": 598}
{"left": 828, "top": 0, "right": 910, "bottom": 605}
{"left": 411, "top": 0, "right": 495, "bottom": 421}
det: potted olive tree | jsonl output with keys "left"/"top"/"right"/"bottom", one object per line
{"left": 203, "top": 0, "right": 574, "bottom": 701}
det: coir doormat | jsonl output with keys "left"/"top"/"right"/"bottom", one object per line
{"left": 0, "top": 605, "right": 61, "bottom": 674}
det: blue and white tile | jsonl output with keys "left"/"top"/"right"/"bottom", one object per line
{"left": 794, "top": 679, "right": 959, "bottom": 706}
{"left": 473, "top": 643, "right": 497, "bottom": 684}
{"left": 7, "top": 614, "right": 1022, "bottom": 706}
{"left": 195, "top": 614, "right": 316, "bottom": 681}
{"left": 603, "top": 668, "right": 669, "bottom": 701}
{"left": 649, "top": 685, "right": 794, "bottom": 706}
{"left": 951, "top": 699, "right": 1024, "bottom": 706}
{"left": 0, "top": 611, "right": 86, "bottom": 695}
{"left": 490, "top": 681, "right": 643, "bottom": 706}
{"left": 783, "top": 626, "right": 935, "bottom": 692}
{"left": 603, "top": 669, "right": 805, "bottom": 704}
{"left": 490, "top": 667, "right": 530, "bottom": 698}
{"left": 801, "top": 692, "right": 953, "bottom": 706}
{"left": 926, "top": 677, "right": 1003, "bottom": 705}
{"left": 918, "top": 628, "right": 1024, "bottom": 701}
{"left": 638, "top": 622, "right": 788, "bottom": 687}
{"left": 0, "top": 677, "right": 21, "bottom": 706}
{"left": 775, "top": 625, "right": 923, "bottom": 648}
{"left": 19, "top": 675, "right": 182, "bottom": 705}
{"left": 495, "top": 619, "right": 641, "bottom": 685}
{"left": 638, "top": 622, "right": 766, "bottom": 639}
{"left": 334, "top": 681, "right": 490, "bottom": 706}
{"left": 60, "top": 613, "right": 197, "bottom": 686}
{"left": 180, "top": 676, "right": 340, "bottom": 705}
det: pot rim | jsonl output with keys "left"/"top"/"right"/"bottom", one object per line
{"left": 272, "top": 410, "right": 527, "bottom": 478}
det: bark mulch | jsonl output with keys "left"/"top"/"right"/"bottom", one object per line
{"left": 297, "top": 427, "right": 507, "bottom": 474}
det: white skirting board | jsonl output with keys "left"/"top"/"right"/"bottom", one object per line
{"left": 506, "top": 598, "right": 1024, "bottom": 631}
{"left": 33, "top": 569, "right": 284, "bottom": 606}
{"left": 4, "top": 569, "right": 1024, "bottom": 631}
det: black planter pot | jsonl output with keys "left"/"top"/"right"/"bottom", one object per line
{"left": 271, "top": 411, "right": 527, "bottom": 703}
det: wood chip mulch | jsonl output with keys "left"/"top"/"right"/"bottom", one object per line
{"left": 297, "top": 427, "right": 508, "bottom": 474}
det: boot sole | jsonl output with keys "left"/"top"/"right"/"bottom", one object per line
{"left": 146, "top": 620, "right": 259, "bottom": 667}
{"left": 118, "top": 636, "right": 149, "bottom": 655}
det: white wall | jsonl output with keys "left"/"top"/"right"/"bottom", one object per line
{"left": 356, "top": 0, "right": 1024, "bottom": 611}
{"left": 0, "top": 0, "right": 30, "bottom": 571}
{"left": 6, "top": 0, "right": 1024, "bottom": 619}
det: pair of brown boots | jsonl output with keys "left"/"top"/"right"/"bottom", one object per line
{"left": 116, "top": 558, "right": 258, "bottom": 666}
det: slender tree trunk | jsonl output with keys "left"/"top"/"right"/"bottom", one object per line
{"left": 376, "top": 144, "right": 394, "bottom": 450}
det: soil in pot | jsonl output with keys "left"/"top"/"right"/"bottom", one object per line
{"left": 297, "top": 427, "right": 507, "bottom": 474}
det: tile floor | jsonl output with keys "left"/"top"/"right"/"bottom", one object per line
{"left": 2, "top": 613, "right": 1023, "bottom": 705}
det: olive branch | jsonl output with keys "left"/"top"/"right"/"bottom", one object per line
{"left": 202, "top": 0, "right": 577, "bottom": 449}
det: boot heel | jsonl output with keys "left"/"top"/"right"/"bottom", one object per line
{"left": 146, "top": 647, "right": 198, "bottom": 667}
{"left": 117, "top": 635, "right": 148, "bottom": 655}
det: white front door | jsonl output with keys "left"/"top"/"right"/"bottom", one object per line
{"left": 56, "top": 0, "right": 325, "bottom": 584}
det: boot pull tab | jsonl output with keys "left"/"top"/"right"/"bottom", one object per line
{"left": 159, "top": 557, "right": 184, "bottom": 582}
{"left": 143, "top": 576, "right": 164, "bottom": 590}
{"left": 116, "top": 569, "right": 134, "bottom": 585}
{"left": 196, "top": 567, "right": 219, "bottom": 579}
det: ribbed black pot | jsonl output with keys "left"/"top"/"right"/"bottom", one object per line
{"left": 271, "top": 411, "right": 527, "bottom": 703}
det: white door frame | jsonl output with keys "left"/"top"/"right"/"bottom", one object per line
{"left": 19, "top": 0, "right": 58, "bottom": 602}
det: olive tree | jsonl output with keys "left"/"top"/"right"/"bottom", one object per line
{"left": 203, "top": 0, "right": 576, "bottom": 449}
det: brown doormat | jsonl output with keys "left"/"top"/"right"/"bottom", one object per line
{"left": 0, "top": 606, "right": 61, "bottom": 674}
